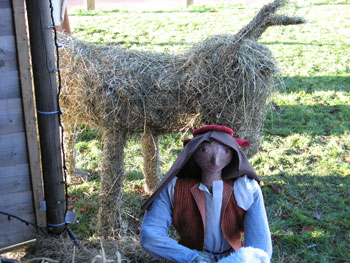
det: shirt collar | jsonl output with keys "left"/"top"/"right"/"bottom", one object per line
{"left": 199, "top": 180, "right": 223, "bottom": 193}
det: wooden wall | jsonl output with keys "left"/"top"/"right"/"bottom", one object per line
{"left": 0, "top": 0, "right": 45, "bottom": 249}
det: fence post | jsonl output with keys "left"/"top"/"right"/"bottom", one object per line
{"left": 185, "top": 0, "right": 194, "bottom": 8}
{"left": 85, "top": 0, "right": 95, "bottom": 10}
{"left": 25, "top": 0, "right": 66, "bottom": 235}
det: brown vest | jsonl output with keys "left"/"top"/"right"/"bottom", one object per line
{"left": 172, "top": 178, "right": 245, "bottom": 252}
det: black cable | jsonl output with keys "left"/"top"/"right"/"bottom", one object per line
{"left": 47, "top": 1, "right": 79, "bottom": 245}
{"left": 0, "top": 211, "right": 48, "bottom": 234}
{"left": 48, "top": 0, "right": 69, "bottom": 219}
{"left": 1, "top": 210, "right": 80, "bottom": 246}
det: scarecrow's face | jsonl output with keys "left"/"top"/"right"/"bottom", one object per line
{"left": 192, "top": 140, "right": 233, "bottom": 174}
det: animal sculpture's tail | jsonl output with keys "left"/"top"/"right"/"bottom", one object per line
{"left": 235, "top": 0, "right": 305, "bottom": 41}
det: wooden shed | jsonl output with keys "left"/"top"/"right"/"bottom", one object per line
{"left": 0, "top": 0, "right": 46, "bottom": 249}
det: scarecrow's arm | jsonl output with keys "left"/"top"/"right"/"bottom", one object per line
{"left": 243, "top": 184, "right": 273, "bottom": 258}
{"left": 140, "top": 181, "right": 200, "bottom": 262}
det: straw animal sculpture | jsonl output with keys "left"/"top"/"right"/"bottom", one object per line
{"left": 59, "top": 0, "right": 304, "bottom": 237}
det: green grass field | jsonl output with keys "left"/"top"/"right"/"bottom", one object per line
{"left": 66, "top": 1, "right": 350, "bottom": 262}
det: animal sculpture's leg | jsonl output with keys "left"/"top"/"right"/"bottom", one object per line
{"left": 142, "top": 129, "right": 161, "bottom": 193}
{"left": 97, "top": 128, "right": 128, "bottom": 238}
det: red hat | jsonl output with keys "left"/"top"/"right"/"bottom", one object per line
{"left": 183, "top": 125, "right": 250, "bottom": 147}
{"left": 193, "top": 125, "right": 234, "bottom": 136}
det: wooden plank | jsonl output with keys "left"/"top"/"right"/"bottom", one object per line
{"left": 0, "top": 213, "right": 36, "bottom": 249}
{"left": 0, "top": 70, "right": 21, "bottom": 99}
{"left": 0, "top": 98, "right": 24, "bottom": 135}
{"left": 0, "top": 229, "right": 36, "bottom": 249}
{"left": 0, "top": 147, "right": 28, "bottom": 167}
{"left": 0, "top": 35, "right": 18, "bottom": 72}
{"left": 0, "top": 132, "right": 26, "bottom": 147}
{"left": 0, "top": 8, "right": 14, "bottom": 36}
{"left": 0, "top": 213, "right": 36, "bottom": 232}
{"left": 0, "top": 0, "right": 11, "bottom": 9}
{"left": 0, "top": 163, "right": 29, "bottom": 176}
{"left": 0, "top": 98, "right": 22, "bottom": 112}
{"left": 0, "top": 164, "right": 31, "bottom": 195}
{"left": 0, "top": 190, "right": 34, "bottom": 215}
{"left": 1, "top": 231, "right": 36, "bottom": 249}
{"left": 12, "top": 0, "right": 46, "bottom": 228}
{"left": 0, "top": 132, "right": 28, "bottom": 167}
{"left": 0, "top": 146, "right": 28, "bottom": 166}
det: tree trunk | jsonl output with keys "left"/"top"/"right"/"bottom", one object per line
{"left": 97, "top": 129, "right": 127, "bottom": 238}
{"left": 142, "top": 130, "right": 161, "bottom": 193}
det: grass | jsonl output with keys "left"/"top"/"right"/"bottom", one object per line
{"left": 62, "top": 1, "right": 350, "bottom": 262}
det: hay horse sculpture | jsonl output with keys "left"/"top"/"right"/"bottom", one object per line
{"left": 59, "top": 0, "right": 304, "bottom": 236}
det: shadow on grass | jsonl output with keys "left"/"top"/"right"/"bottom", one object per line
{"left": 265, "top": 75, "right": 350, "bottom": 136}
{"left": 125, "top": 170, "right": 144, "bottom": 181}
{"left": 265, "top": 104, "right": 350, "bottom": 136}
{"left": 261, "top": 41, "right": 350, "bottom": 48}
{"left": 69, "top": 6, "right": 246, "bottom": 16}
{"left": 263, "top": 173, "right": 350, "bottom": 262}
{"left": 280, "top": 76, "right": 350, "bottom": 93}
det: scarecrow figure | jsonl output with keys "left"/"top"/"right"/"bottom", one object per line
{"left": 140, "top": 125, "right": 271, "bottom": 263}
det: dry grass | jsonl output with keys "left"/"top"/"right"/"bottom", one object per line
{"left": 15, "top": 235, "right": 158, "bottom": 263}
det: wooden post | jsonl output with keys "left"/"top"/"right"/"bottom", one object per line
{"left": 85, "top": 0, "right": 95, "bottom": 10}
{"left": 25, "top": 0, "right": 66, "bottom": 235}
{"left": 12, "top": 0, "right": 46, "bottom": 229}
{"left": 185, "top": 0, "right": 194, "bottom": 8}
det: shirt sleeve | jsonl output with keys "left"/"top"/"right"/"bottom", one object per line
{"left": 140, "top": 177, "right": 200, "bottom": 263}
{"left": 236, "top": 176, "right": 273, "bottom": 259}
{"left": 234, "top": 175, "right": 258, "bottom": 210}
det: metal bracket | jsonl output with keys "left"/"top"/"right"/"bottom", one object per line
{"left": 65, "top": 211, "right": 78, "bottom": 224}
{"left": 39, "top": 200, "right": 46, "bottom": 211}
